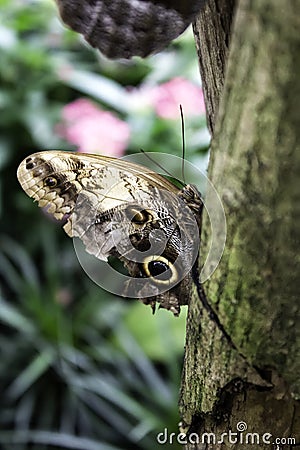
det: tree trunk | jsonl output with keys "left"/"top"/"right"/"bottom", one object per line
{"left": 193, "top": 0, "right": 236, "bottom": 134}
{"left": 179, "top": 0, "right": 300, "bottom": 448}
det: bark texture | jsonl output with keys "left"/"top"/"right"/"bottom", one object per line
{"left": 193, "top": 0, "right": 236, "bottom": 134}
{"left": 180, "top": 0, "right": 300, "bottom": 448}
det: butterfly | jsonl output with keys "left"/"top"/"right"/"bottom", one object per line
{"left": 55, "top": 0, "right": 207, "bottom": 59}
{"left": 17, "top": 151, "right": 203, "bottom": 315}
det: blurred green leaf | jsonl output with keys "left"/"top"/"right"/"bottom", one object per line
{"left": 7, "top": 349, "right": 55, "bottom": 399}
{"left": 0, "top": 297, "right": 35, "bottom": 334}
{"left": 57, "top": 68, "right": 131, "bottom": 114}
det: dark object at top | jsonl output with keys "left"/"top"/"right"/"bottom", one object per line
{"left": 55, "top": 0, "right": 206, "bottom": 59}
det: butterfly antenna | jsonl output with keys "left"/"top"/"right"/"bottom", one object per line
{"left": 180, "top": 105, "right": 186, "bottom": 184}
{"left": 139, "top": 149, "right": 184, "bottom": 187}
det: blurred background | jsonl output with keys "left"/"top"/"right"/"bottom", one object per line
{"left": 0, "top": 0, "right": 209, "bottom": 448}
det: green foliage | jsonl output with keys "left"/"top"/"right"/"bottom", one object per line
{"left": 0, "top": 0, "right": 209, "bottom": 448}
{"left": 0, "top": 233, "right": 185, "bottom": 449}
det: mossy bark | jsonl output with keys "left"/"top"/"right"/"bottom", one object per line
{"left": 180, "top": 0, "right": 300, "bottom": 447}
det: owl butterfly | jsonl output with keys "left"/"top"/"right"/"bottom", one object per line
{"left": 17, "top": 151, "right": 202, "bottom": 316}
{"left": 55, "top": 0, "right": 207, "bottom": 59}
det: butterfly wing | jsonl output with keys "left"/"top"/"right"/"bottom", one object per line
{"left": 55, "top": 0, "right": 206, "bottom": 59}
{"left": 17, "top": 151, "right": 178, "bottom": 219}
{"left": 17, "top": 151, "right": 201, "bottom": 315}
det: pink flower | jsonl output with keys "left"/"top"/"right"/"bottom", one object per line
{"left": 57, "top": 99, "right": 130, "bottom": 157}
{"left": 151, "top": 77, "right": 205, "bottom": 119}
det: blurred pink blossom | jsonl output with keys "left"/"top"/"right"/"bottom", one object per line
{"left": 57, "top": 98, "right": 130, "bottom": 157}
{"left": 150, "top": 77, "right": 205, "bottom": 119}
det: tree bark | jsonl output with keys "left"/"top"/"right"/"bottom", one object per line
{"left": 193, "top": 0, "right": 236, "bottom": 134}
{"left": 180, "top": 0, "right": 300, "bottom": 448}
